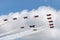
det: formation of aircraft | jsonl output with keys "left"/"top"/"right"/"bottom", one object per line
{"left": 0, "top": 13, "right": 54, "bottom": 40}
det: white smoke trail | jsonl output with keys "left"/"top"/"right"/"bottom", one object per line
{"left": 0, "top": 6, "right": 60, "bottom": 40}
{"left": 0, "top": 26, "right": 50, "bottom": 40}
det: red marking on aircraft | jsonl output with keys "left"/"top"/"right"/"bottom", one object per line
{"left": 4, "top": 19, "right": 8, "bottom": 21}
{"left": 50, "top": 26, "right": 54, "bottom": 28}
{"left": 13, "top": 18, "right": 17, "bottom": 20}
{"left": 34, "top": 15, "right": 39, "bottom": 18}
{"left": 49, "top": 23, "right": 54, "bottom": 26}
{"left": 47, "top": 17, "right": 52, "bottom": 20}
{"left": 23, "top": 16, "right": 28, "bottom": 19}
{"left": 49, "top": 20, "right": 53, "bottom": 23}
{"left": 20, "top": 26, "right": 24, "bottom": 29}
{"left": 29, "top": 25, "right": 35, "bottom": 28}
{"left": 47, "top": 14, "right": 51, "bottom": 16}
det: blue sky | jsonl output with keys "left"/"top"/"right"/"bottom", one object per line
{"left": 0, "top": 0, "right": 60, "bottom": 40}
{"left": 0, "top": 0, "right": 60, "bottom": 15}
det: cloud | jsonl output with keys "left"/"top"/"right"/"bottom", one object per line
{"left": 0, "top": 6, "right": 60, "bottom": 40}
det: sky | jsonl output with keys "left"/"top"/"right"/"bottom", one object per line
{"left": 0, "top": 0, "right": 60, "bottom": 15}
{"left": 0, "top": 0, "right": 60, "bottom": 40}
{"left": 0, "top": 6, "right": 60, "bottom": 40}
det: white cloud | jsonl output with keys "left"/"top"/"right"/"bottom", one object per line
{"left": 0, "top": 6, "right": 60, "bottom": 40}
